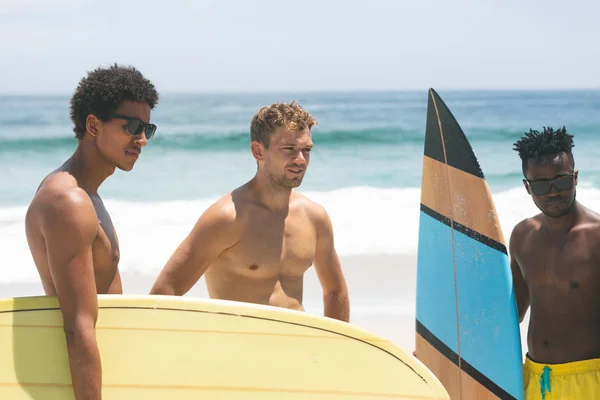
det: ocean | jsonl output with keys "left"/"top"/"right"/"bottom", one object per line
{"left": 2, "top": 90, "right": 600, "bottom": 285}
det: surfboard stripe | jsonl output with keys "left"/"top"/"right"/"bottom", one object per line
{"left": 1, "top": 323, "right": 391, "bottom": 342}
{"left": 417, "top": 211, "right": 523, "bottom": 398}
{"left": 424, "top": 90, "right": 484, "bottom": 179}
{"left": 2, "top": 305, "right": 428, "bottom": 385}
{"left": 452, "top": 231, "right": 523, "bottom": 399}
{"left": 420, "top": 205, "right": 507, "bottom": 255}
{"left": 417, "top": 88, "right": 524, "bottom": 400}
{"left": 420, "top": 155, "right": 505, "bottom": 248}
{"left": 1, "top": 296, "right": 453, "bottom": 400}
{"left": 414, "top": 333, "right": 461, "bottom": 399}
{"left": 0, "top": 381, "right": 437, "bottom": 398}
{"left": 416, "top": 212, "right": 459, "bottom": 354}
{"left": 416, "top": 322, "right": 516, "bottom": 400}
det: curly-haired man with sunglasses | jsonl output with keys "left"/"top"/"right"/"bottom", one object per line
{"left": 24, "top": 64, "right": 159, "bottom": 400}
{"left": 510, "top": 127, "right": 600, "bottom": 399}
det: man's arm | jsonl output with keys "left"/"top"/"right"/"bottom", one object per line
{"left": 150, "top": 201, "right": 239, "bottom": 296}
{"left": 312, "top": 205, "right": 350, "bottom": 322}
{"left": 509, "top": 222, "right": 530, "bottom": 323}
{"left": 41, "top": 188, "right": 102, "bottom": 400}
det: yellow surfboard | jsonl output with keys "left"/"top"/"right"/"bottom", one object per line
{"left": 0, "top": 295, "right": 449, "bottom": 399}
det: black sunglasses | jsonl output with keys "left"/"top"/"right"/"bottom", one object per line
{"left": 525, "top": 172, "right": 577, "bottom": 196}
{"left": 110, "top": 113, "right": 157, "bottom": 140}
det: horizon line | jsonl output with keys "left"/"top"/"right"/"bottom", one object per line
{"left": 1, "top": 87, "right": 600, "bottom": 97}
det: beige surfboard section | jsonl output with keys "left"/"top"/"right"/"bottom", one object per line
{"left": 0, "top": 295, "right": 450, "bottom": 399}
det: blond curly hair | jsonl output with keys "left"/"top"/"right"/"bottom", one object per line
{"left": 250, "top": 101, "right": 318, "bottom": 148}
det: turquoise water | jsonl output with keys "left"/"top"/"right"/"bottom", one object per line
{"left": 2, "top": 90, "right": 600, "bottom": 205}
{"left": 2, "top": 90, "right": 600, "bottom": 282}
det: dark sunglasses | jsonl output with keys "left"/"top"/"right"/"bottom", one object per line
{"left": 525, "top": 172, "right": 577, "bottom": 196}
{"left": 110, "top": 113, "right": 157, "bottom": 140}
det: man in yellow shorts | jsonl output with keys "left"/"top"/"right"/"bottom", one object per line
{"left": 510, "top": 126, "right": 600, "bottom": 399}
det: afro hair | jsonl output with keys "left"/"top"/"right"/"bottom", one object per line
{"left": 69, "top": 63, "right": 159, "bottom": 139}
{"left": 513, "top": 126, "right": 575, "bottom": 172}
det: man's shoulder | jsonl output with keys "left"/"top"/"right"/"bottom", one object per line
{"left": 292, "top": 192, "right": 331, "bottom": 223}
{"left": 581, "top": 203, "right": 600, "bottom": 224}
{"left": 509, "top": 216, "right": 539, "bottom": 248}
{"left": 576, "top": 205, "right": 600, "bottom": 237}
{"left": 201, "top": 192, "right": 239, "bottom": 224}
{"left": 27, "top": 173, "right": 98, "bottom": 240}
{"left": 512, "top": 215, "right": 540, "bottom": 234}
{"left": 30, "top": 173, "right": 94, "bottom": 217}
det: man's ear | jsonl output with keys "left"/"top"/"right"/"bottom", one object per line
{"left": 574, "top": 169, "right": 579, "bottom": 185}
{"left": 251, "top": 141, "right": 264, "bottom": 161}
{"left": 86, "top": 114, "right": 100, "bottom": 138}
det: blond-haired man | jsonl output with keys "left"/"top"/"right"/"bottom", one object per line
{"left": 150, "top": 101, "right": 350, "bottom": 322}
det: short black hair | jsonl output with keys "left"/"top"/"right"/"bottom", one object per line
{"left": 69, "top": 63, "right": 159, "bottom": 139}
{"left": 513, "top": 126, "right": 575, "bottom": 172}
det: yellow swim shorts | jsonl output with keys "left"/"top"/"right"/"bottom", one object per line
{"left": 524, "top": 354, "right": 600, "bottom": 399}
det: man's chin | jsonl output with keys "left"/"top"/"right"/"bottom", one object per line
{"left": 287, "top": 179, "right": 303, "bottom": 188}
{"left": 116, "top": 163, "right": 135, "bottom": 172}
{"left": 541, "top": 205, "right": 573, "bottom": 218}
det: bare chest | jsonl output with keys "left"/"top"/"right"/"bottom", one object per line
{"left": 520, "top": 233, "right": 600, "bottom": 295}
{"left": 222, "top": 213, "right": 317, "bottom": 277}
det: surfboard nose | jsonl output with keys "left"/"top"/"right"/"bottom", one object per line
{"left": 417, "top": 89, "right": 524, "bottom": 400}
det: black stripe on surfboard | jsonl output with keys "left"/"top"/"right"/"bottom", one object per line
{"left": 424, "top": 88, "right": 485, "bottom": 179}
{"left": 2, "top": 305, "right": 430, "bottom": 387}
{"left": 420, "top": 203, "right": 507, "bottom": 255}
{"left": 416, "top": 319, "right": 516, "bottom": 400}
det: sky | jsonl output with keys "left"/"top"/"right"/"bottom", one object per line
{"left": 0, "top": 0, "right": 598, "bottom": 94}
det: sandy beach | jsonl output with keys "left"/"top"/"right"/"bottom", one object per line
{"left": 0, "top": 253, "right": 529, "bottom": 357}
{"left": 0, "top": 254, "right": 416, "bottom": 347}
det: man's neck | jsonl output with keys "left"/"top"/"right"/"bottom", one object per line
{"left": 60, "top": 140, "right": 116, "bottom": 194}
{"left": 249, "top": 175, "right": 292, "bottom": 213}
{"left": 542, "top": 201, "right": 581, "bottom": 233}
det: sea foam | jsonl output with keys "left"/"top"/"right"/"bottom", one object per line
{"left": 2, "top": 185, "right": 600, "bottom": 284}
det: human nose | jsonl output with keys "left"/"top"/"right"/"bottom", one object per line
{"left": 134, "top": 131, "right": 148, "bottom": 147}
{"left": 294, "top": 151, "right": 306, "bottom": 164}
{"left": 544, "top": 183, "right": 562, "bottom": 197}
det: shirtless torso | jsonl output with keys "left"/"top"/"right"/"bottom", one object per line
{"left": 26, "top": 170, "right": 122, "bottom": 296}
{"left": 151, "top": 182, "right": 349, "bottom": 320}
{"left": 23, "top": 66, "right": 158, "bottom": 400}
{"left": 510, "top": 204, "right": 600, "bottom": 364}
{"left": 203, "top": 188, "right": 321, "bottom": 310}
{"left": 152, "top": 104, "right": 349, "bottom": 322}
